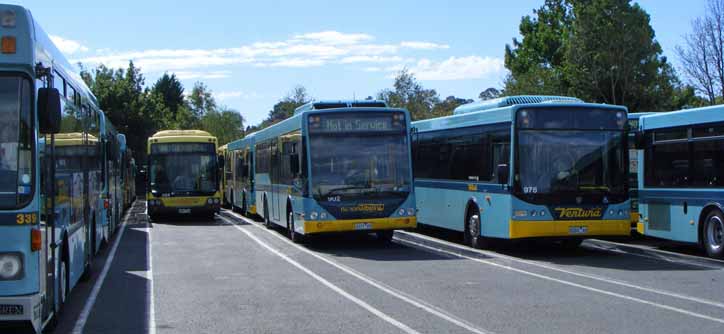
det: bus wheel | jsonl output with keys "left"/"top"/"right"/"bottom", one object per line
{"left": 466, "top": 209, "right": 489, "bottom": 249}
{"left": 376, "top": 230, "right": 394, "bottom": 243}
{"left": 703, "top": 210, "right": 724, "bottom": 259}
{"left": 288, "top": 212, "right": 303, "bottom": 243}
{"left": 59, "top": 257, "right": 69, "bottom": 308}
{"left": 241, "top": 194, "right": 247, "bottom": 216}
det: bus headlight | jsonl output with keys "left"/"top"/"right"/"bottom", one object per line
{"left": 207, "top": 198, "right": 214, "bottom": 205}
{"left": 618, "top": 210, "right": 625, "bottom": 216}
{"left": 320, "top": 212, "right": 327, "bottom": 220}
{"left": 398, "top": 209, "right": 406, "bottom": 216}
{"left": 540, "top": 210, "right": 546, "bottom": 217}
{"left": 213, "top": 198, "right": 220, "bottom": 204}
{"left": 0, "top": 253, "right": 23, "bottom": 280}
{"left": 310, "top": 212, "right": 319, "bottom": 220}
{"left": 406, "top": 208, "right": 415, "bottom": 216}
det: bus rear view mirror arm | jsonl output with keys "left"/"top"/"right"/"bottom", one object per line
{"left": 497, "top": 164, "right": 509, "bottom": 185}
{"left": 38, "top": 87, "right": 61, "bottom": 134}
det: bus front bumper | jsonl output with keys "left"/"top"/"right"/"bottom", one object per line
{"left": 509, "top": 219, "right": 630, "bottom": 239}
{"left": 303, "top": 217, "right": 417, "bottom": 235}
{"left": 0, "top": 293, "right": 42, "bottom": 332}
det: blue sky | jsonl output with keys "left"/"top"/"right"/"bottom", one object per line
{"left": 14, "top": 0, "right": 707, "bottom": 125}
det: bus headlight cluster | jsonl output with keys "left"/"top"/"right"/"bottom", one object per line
{"left": 406, "top": 208, "right": 415, "bottom": 216}
{"left": 319, "top": 212, "right": 327, "bottom": 219}
{"left": 0, "top": 253, "right": 23, "bottom": 280}
{"left": 148, "top": 199, "right": 162, "bottom": 206}
{"left": 208, "top": 198, "right": 220, "bottom": 205}
{"left": 310, "top": 212, "right": 319, "bottom": 220}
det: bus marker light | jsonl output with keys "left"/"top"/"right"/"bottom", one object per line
{"left": 104, "top": 199, "right": 110, "bottom": 209}
{"left": 31, "top": 229, "right": 42, "bottom": 251}
{"left": 514, "top": 210, "right": 527, "bottom": 217}
{"left": 1, "top": 36, "right": 16, "bottom": 54}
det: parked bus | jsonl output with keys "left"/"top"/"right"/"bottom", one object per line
{"left": 226, "top": 133, "right": 256, "bottom": 216}
{"left": 627, "top": 113, "right": 654, "bottom": 233}
{"left": 119, "top": 134, "right": 136, "bottom": 210}
{"left": 0, "top": 5, "right": 123, "bottom": 331}
{"left": 412, "top": 96, "right": 630, "bottom": 249}
{"left": 637, "top": 106, "right": 724, "bottom": 258}
{"left": 146, "top": 130, "right": 222, "bottom": 220}
{"left": 250, "top": 100, "right": 416, "bottom": 243}
{"left": 218, "top": 144, "right": 231, "bottom": 208}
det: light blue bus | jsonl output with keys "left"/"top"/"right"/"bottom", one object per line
{"left": 636, "top": 105, "right": 724, "bottom": 258}
{"left": 0, "top": 5, "right": 123, "bottom": 332}
{"left": 226, "top": 133, "right": 256, "bottom": 216}
{"left": 250, "top": 100, "right": 416, "bottom": 243}
{"left": 412, "top": 96, "right": 631, "bottom": 249}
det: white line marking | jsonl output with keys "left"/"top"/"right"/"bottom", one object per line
{"left": 222, "top": 211, "right": 492, "bottom": 334}
{"left": 397, "top": 237, "right": 724, "bottom": 325}
{"left": 146, "top": 215, "right": 156, "bottom": 334}
{"left": 583, "top": 242, "right": 722, "bottom": 270}
{"left": 591, "top": 238, "right": 724, "bottom": 265}
{"left": 218, "top": 216, "right": 421, "bottom": 334}
{"left": 72, "top": 207, "right": 132, "bottom": 334}
{"left": 397, "top": 230, "right": 724, "bottom": 310}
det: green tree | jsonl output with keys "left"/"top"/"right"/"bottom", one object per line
{"left": 431, "top": 96, "right": 473, "bottom": 117}
{"left": 189, "top": 81, "right": 217, "bottom": 117}
{"left": 565, "top": 0, "right": 677, "bottom": 111}
{"left": 505, "top": 0, "right": 682, "bottom": 112}
{"left": 201, "top": 106, "right": 245, "bottom": 145}
{"left": 377, "top": 69, "right": 440, "bottom": 120}
{"left": 152, "top": 73, "right": 185, "bottom": 117}
{"left": 258, "top": 86, "right": 311, "bottom": 129}
{"left": 504, "top": 0, "right": 573, "bottom": 96}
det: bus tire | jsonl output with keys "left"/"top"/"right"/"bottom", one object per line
{"left": 465, "top": 208, "right": 489, "bottom": 249}
{"left": 81, "top": 221, "right": 96, "bottom": 282}
{"left": 288, "top": 211, "right": 303, "bottom": 243}
{"left": 703, "top": 210, "right": 724, "bottom": 259}
{"left": 241, "top": 193, "right": 247, "bottom": 216}
{"left": 376, "top": 230, "right": 394, "bottom": 243}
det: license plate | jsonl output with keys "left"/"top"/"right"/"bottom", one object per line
{"left": 0, "top": 304, "right": 23, "bottom": 315}
{"left": 569, "top": 226, "right": 588, "bottom": 234}
{"left": 178, "top": 208, "right": 191, "bottom": 214}
{"left": 354, "top": 223, "right": 372, "bottom": 230}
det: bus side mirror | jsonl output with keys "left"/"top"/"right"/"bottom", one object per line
{"left": 38, "top": 88, "right": 61, "bottom": 134}
{"left": 497, "top": 164, "right": 509, "bottom": 185}
{"left": 290, "top": 154, "right": 300, "bottom": 175}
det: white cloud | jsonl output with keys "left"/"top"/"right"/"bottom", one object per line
{"left": 400, "top": 41, "right": 450, "bottom": 50}
{"left": 293, "top": 31, "right": 374, "bottom": 45}
{"left": 174, "top": 71, "right": 232, "bottom": 80}
{"left": 408, "top": 56, "right": 505, "bottom": 81}
{"left": 340, "top": 55, "right": 404, "bottom": 64}
{"left": 50, "top": 35, "right": 89, "bottom": 55}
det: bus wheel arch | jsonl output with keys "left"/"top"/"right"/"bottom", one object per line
{"left": 464, "top": 199, "right": 487, "bottom": 249}
{"left": 286, "top": 198, "right": 303, "bottom": 243}
{"left": 263, "top": 193, "right": 272, "bottom": 228}
{"left": 698, "top": 203, "right": 723, "bottom": 245}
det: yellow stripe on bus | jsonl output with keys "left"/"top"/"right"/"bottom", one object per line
{"left": 509, "top": 219, "right": 630, "bottom": 238}
{"left": 303, "top": 216, "right": 417, "bottom": 234}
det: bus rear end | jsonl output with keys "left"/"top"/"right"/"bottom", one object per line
{"left": 301, "top": 108, "right": 416, "bottom": 239}
{"left": 509, "top": 105, "right": 631, "bottom": 243}
{"left": 146, "top": 131, "right": 222, "bottom": 220}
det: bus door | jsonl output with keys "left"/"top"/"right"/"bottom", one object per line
{"left": 271, "top": 140, "right": 281, "bottom": 222}
{"left": 40, "top": 132, "right": 57, "bottom": 320}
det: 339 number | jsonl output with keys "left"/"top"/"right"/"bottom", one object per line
{"left": 16, "top": 213, "right": 37, "bottom": 225}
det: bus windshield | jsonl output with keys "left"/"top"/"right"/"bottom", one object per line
{"left": 517, "top": 130, "right": 626, "bottom": 202}
{"left": 149, "top": 143, "right": 218, "bottom": 196}
{"left": 0, "top": 76, "right": 32, "bottom": 208}
{"left": 309, "top": 129, "right": 411, "bottom": 200}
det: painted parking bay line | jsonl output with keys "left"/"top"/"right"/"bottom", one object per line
{"left": 219, "top": 216, "right": 422, "bottom": 334}
{"left": 221, "top": 211, "right": 492, "bottom": 334}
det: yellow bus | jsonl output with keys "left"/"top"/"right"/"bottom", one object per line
{"left": 146, "top": 130, "right": 222, "bottom": 220}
